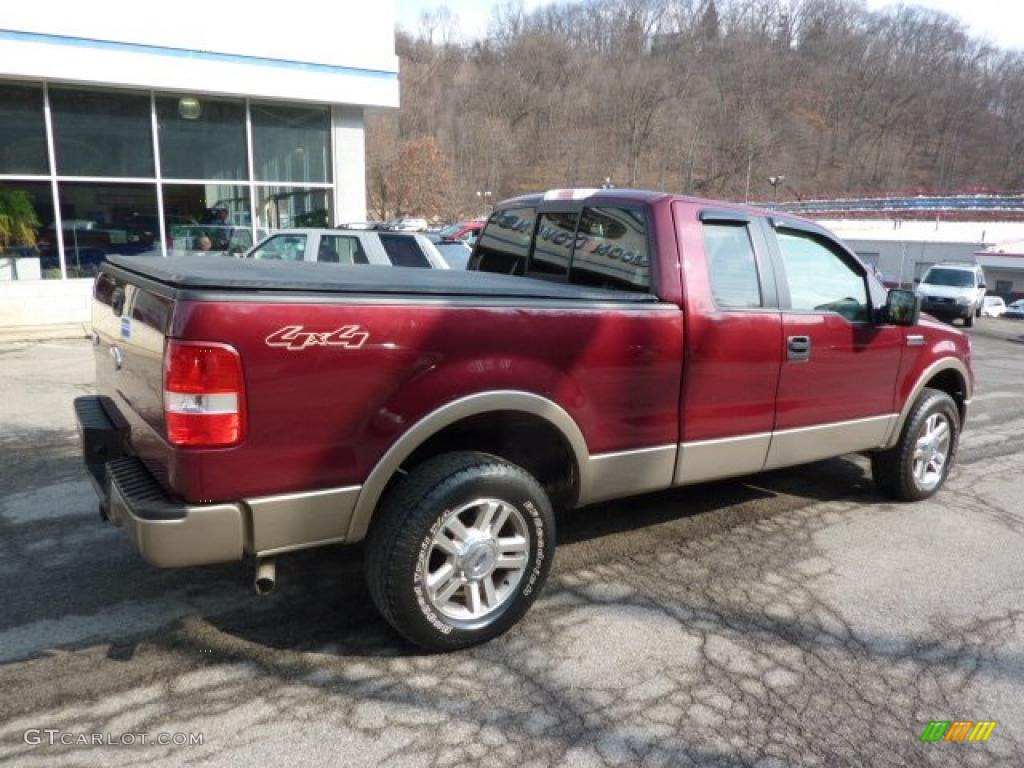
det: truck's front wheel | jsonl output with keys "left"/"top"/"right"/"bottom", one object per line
{"left": 871, "top": 388, "right": 960, "bottom": 501}
{"left": 365, "top": 451, "right": 555, "bottom": 650}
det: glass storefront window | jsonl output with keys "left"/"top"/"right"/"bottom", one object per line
{"left": 56, "top": 182, "right": 159, "bottom": 277}
{"left": 0, "top": 83, "right": 48, "bottom": 175}
{"left": 251, "top": 104, "right": 331, "bottom": 183}
{"left": 0, "top": 181, "right": 58, "bottom": 279}
{"left": 162, "top": 183, "right": 252, "bottom": 256}
{"left": 255, "top": 186, "right": 331, "bottom": 234}
{"left": 0, "top": 78, "right": 339, "bottom": 281}
{"left": 156, "top": 95, "right": 247, "bottom": 181}
{"left": 50, "top": 88, "right": 154, "bottom": 178}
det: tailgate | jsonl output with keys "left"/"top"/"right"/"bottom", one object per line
{"left": 91, "top": 269, "right": 174, "bottom": 490}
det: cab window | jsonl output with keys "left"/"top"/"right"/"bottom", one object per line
{"left": 249, "top": 234, "right": 307, "bottom": 261}
{"left": 703, "top": 222, "right": 762, "bottom": 308}
{"left": 472, "top": 207, "right": 536, "bottom": 275}
{"left": 529, "top": 211, "right": 577, "bottom": 279}
{"left": 570, "top": 207, "right": 650, "bottom": 292}
{"left": 776, "top": 230, "right": 868, "bottom": 322}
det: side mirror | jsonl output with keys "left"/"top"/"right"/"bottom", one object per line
{"left": 979, "top": 282, "right": 987, "bottom": 289}
{"left": 884, "top": 289, "right": 921, "bottom": 326}
{"left": 913, "top": 277, "right": 921, "bottom": 284}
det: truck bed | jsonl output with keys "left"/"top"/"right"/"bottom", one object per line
{"left": 106, "top": 255, "right": 658, "bottom": 303}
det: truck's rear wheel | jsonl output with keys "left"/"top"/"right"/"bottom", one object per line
{"left": 871, "top": 388, "right": 960, "bottom": 501}
{"left": 365, "top": 451, "right": 555, "bottom": 650}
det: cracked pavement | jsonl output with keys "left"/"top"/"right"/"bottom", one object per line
{"left": 1, "top": 319, "right": 1024, "bottom": 767}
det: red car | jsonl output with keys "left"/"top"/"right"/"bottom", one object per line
{"left": 76, "top": 188, "right": 972, "bottom": 650}
{"left": 434, "top": 220, "right": 483, "bottom": 243}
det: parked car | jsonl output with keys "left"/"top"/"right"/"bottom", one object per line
{"left": 429, "top": 221, "right": 483, "bottom": 245}
{"left": 434, "top": 239, "right": 473, "bottom": 269}
{"left": 385, "top": 217, "right": 428, "bottom": 232}
{"left": 77, "top": 187, "right": 972, "bottom": 651}
{"left": 915, "top": 263, "right": 987, "bottom": 327}
{"left": 1006, "top": 299, "right": 1024, "bottom": 319}
{"left": 244, "top": 229, "right": 449, "bottom": 269}
{"left": 980, "top": 296, "right": 1007, "bottom": 317}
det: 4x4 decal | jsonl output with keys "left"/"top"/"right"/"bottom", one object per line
{"left": 265, "top": 325, "right": 369, "bottom": 351}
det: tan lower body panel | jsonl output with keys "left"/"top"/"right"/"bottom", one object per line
{"left": 674, "top": 432, "right": 771, "bottom": 486}
{"left": 234, "top": 415, "right": 897, "bottom": 555}
{"left": 110, "top": 484, "right": 245, "bottom": 568}
{"left": 244, "top": 485, "right": 361, "bottom": 557}
{"left": 585, "top": 444, "right": 677, "bottom": 504}
{"left": 763, "top": 414, "right": 896, "bottom": 470}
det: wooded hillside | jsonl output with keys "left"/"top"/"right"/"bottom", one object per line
{"left": 366, "top": 0, "right": 1024, "bottom": 219}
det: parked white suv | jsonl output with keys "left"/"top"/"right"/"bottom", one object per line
{"left": 915, "top": 263, "right": 987, "bottom": 327}
{"left": 245, "top": 229, "right": 449, "bottom": 269}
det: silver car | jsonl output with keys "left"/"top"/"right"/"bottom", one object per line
{"left": 245, "top": 229, "right": 449, "bottom": 269}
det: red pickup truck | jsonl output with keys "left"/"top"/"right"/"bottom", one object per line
{"left": 76, "top": 188, "right": 972, "bottom": 650}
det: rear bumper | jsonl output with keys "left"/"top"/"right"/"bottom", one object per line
{"left": 74, "top": 396, "right": 245, "bottom": 568}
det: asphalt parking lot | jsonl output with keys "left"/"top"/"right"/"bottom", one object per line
{"left": 2, "top": 319, "right": 1024, "bottom": 767}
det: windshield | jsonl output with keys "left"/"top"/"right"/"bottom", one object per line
{"left": 922, "top": 268, "right": 976, "bottom": 288}
{"left": 438, "top": 224, "right": 463, "bottom": 238}
{"left": 249, "top": 234, "right": 307, "bottom": 261}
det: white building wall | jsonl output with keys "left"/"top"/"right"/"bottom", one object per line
{"left": 332, "top": 106, "right": 368, "bottom": 224}
{"left": 2, "top": 3, "right": 397, "bottom": 72}
{"left": 0, "top": 36, "right": 398, "bottom": 108}
{"left": 0, "top": 279, "right": 93, "bottom": 328}
{"left": 0, "top": 3, "right": 397, "bottom": 327}
{"left": 842, "top": 239, "right": 982, "bottom": 285}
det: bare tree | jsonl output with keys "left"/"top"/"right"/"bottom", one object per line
{"left": 369, "top": 0, "right": 1024, "bottom": 216}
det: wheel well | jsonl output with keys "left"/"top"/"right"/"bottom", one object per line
{"left": 924, "top": 369, "right": 967, "bottom": 423}
{"left": 399, "top": 411, "right": 579, "bottom": 507}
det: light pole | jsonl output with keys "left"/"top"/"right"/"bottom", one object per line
{"left": 475, "top": 189, "right": 492, "bottom": 217}
{"left": 768, "top": 175, "right": 786, "bottom": 203}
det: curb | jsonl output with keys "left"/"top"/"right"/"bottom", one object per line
{"left": 0, "top": 323, "right": 92, "bottom": 343}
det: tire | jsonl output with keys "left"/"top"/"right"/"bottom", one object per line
{"left": 365, "top": 451, "right": 555, "bottom": 651}
{"left": 964, "top": 311, "right": 974, "bottom": 328}
{"left": 871, "top": 388, "right": 960, "bottom": 501}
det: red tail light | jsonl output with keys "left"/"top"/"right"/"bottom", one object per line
{"left": 163, "top": 341, "right": 245, "bottom": 447}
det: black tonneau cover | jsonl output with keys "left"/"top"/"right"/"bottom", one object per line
{"left": 105, "top": 255, "right": 658, "bottom": 303}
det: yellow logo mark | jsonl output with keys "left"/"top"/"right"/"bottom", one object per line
{"left": 968, "top": 721, "right": 997, "bottom": 742}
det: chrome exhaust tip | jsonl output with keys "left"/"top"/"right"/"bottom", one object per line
{"left": 254, "top": 558, "right": 276, "bottom": 595}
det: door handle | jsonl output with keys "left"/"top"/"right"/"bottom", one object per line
{"left": 787, "top": 335, "right": 811, "bottom": 361}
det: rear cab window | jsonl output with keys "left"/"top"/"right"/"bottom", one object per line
{"left": 472, "top": 207, "right": 537, "bottom": 275}
{"left": 530, "top": 212, "right": 577, "bottom": 278}
{"left": 473, "top": 203, "right": 652, "bottom": 293}
{"left": 571, "top": 206, "right": 650, "bottom": 292}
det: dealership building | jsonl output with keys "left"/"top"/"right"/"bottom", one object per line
{"left": 816, "top": 218, "right": 1024, "bottom": 296}
{"left": 0, "top": 4, "right": 398, "bottom": 328}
